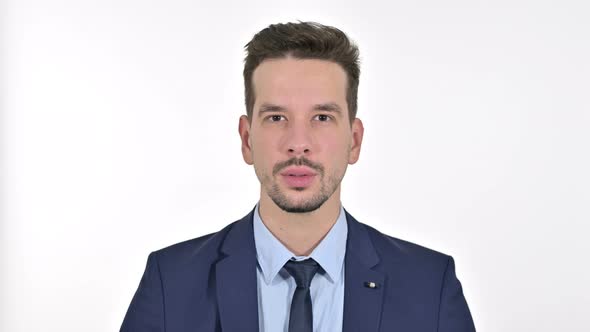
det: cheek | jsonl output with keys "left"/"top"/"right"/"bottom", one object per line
{"left": 321, "top": 133, "right": 351, "bottom": 157}
{"left": 251, "top": 136, "right": 277, "bottom": 168}
{"left": 251, "top": 133, "right": 272, "bottom": 153}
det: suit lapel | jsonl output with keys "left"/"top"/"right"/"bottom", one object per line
{"left": 215, "top": 208, "right": 259, "bottom": 332}
{"left": 342, "top": 210, "right": 385, "bottom": 332}
{"left": 214, "top": 208, "right": 387, "bottom": 332}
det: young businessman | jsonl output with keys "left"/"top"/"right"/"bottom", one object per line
{"left": 120, "top": 21, "right": 476, "bottom": 332}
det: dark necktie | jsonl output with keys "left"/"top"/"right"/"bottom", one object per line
{"left": 283, "top": 258, "right": 320, "bottom": 332}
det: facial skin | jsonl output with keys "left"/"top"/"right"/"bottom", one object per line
{"left": 238, "top": 57, "right": 364, "bottom": 215}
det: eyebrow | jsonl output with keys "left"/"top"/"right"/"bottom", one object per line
{"left": 258, "top": 103, "right": 343, "bottom": 116}
{"left": 313, "top": 103, "right": 343, "bottom": 113}
{"left": 258, "top": 103, "right": 286, "bottom": 115}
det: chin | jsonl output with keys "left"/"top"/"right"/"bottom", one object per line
{"left": 276, "top": 202, "right": 324, "bottom": 214}
{"left": 271, "top": 192, "right": 329, "bottom": 214}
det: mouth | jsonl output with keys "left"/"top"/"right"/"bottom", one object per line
{"left": 279, "top": 166, "right": 318, "bottom": 177}
{"left": 280, "top": 167, "right": 317, "bottom": 188}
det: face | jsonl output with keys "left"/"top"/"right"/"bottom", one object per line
{"left": 238, "top": 57, "right": 364, "bottom": 213}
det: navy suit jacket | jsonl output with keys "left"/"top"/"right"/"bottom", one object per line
{"left": 121, "top": 207, "right": 475, "bottom": 331}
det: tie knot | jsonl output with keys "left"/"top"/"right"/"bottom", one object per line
{"left": 284, "top": 258, "right": 320, "bottom": 289}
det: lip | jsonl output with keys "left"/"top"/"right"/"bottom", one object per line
{"left": 279, "top": 166, "right": 318, "bottom": 177}
{"left": 280, "top": 173, "right": 317, "bottom": 188}
{"left": 279, "top": 166, "right": 318, "bottom": 188}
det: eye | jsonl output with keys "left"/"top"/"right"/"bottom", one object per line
{"left": 314, "top": 114, "right": 332, "bottom": 122}
{"left": 266, "top": 115, "right": 286, "bottom": 122}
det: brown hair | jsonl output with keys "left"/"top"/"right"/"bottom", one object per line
{"left": 243, "top": 21, "right": 360, "bottom": 125}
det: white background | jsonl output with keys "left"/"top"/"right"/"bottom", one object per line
{"left": 1, "top": 0, "right": 589, "bottom": 331}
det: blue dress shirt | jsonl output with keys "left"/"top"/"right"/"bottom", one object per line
{"left": 253, "top": 202, "right": 348, "bottom": 332}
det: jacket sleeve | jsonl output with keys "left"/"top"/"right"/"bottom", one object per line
{"left": 120, "top": 252, "right": 166, "bottom": 332}
{"left": 437, "top": 256, "right": 476, "bottom": 332}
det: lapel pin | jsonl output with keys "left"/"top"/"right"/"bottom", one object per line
{"left": 364, "top": 281, "right": 378, "bottom": 289}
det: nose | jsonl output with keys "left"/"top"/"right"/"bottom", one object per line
{"left": 285, "top": 122, "right": 313, "bottom": 157}
{"left": 288, "top": 145, "right": 310, "bottom": 156}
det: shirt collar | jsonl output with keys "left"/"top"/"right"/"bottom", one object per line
{"left": 253, "top": 201, "right": 348, "bottom": 285}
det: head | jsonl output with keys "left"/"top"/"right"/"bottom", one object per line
{"left": 243, "top": 22, "right": 360, "bottom": 126}
{"left": 238, "top": 21, "right": 364, "bottom": 213}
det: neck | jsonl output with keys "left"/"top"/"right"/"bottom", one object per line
{"left": 258, "top": 188, "right": 342, "bottom": 256}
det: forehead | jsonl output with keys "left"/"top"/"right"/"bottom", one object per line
{"left": 252, "top": 57, "right": 348, "bottom": 110}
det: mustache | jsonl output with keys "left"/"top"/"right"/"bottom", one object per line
{"left": 273, "top": 157, "right": 324, "bottom": 176}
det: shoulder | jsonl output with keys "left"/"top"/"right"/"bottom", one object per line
{"left": 367, "top": 222, "right": 448, "bottom": 259}
{"left": 147, "top": 217, "right": 245, "bottom": 273}
{"left": 357, "top": 220, "right": 452, "bottom": 274}
{"left": 347, "top": 218, "right": 475, "bottom": 330}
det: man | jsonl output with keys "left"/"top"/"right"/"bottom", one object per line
{"left": 120, "top": 21, "right": 475, "bottom": 332}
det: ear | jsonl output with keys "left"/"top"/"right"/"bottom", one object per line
{"left": 238, "top": 115, "right": 254, "bottom": 165}
{"left": 348, "top": 117, "right": 364, "bottom": 164}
